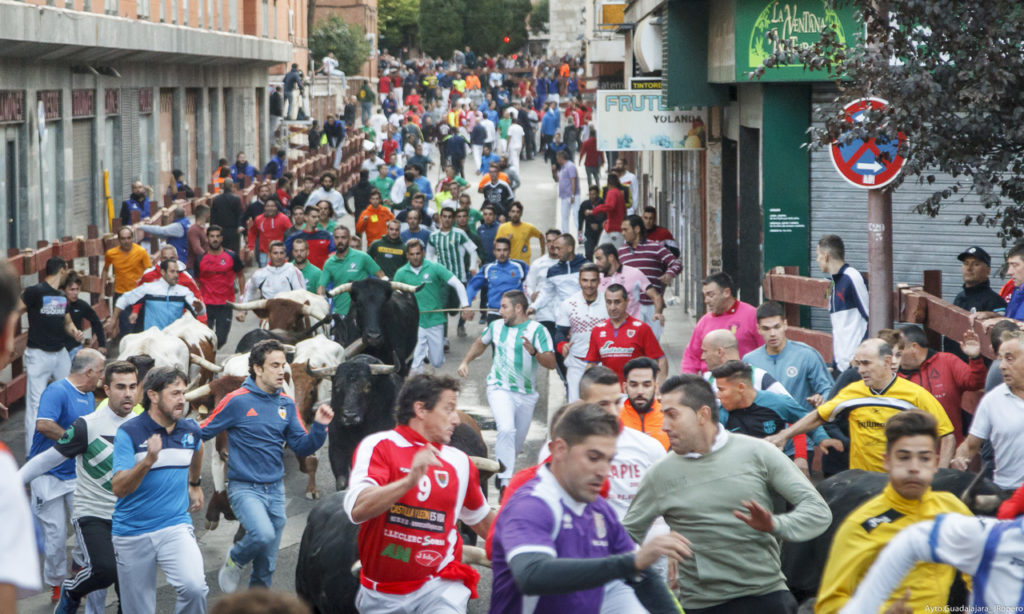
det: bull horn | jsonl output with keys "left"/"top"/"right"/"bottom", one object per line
{"left": 306, "top": 363, "right": 335, "bottom": 379}
{"left": 468, "top": 456, "right": 501, "bottom": 474}
{"left": 184, "top": 383, "right": 212, "bottom": 401}
{"left": 328, "top": 283, "right": 353, "bottom": 297}
{"left": 228, "top": 299, "right": 268, "bottom": 311}
{"left": 389, "top": 281, "right": 422, "bottom": 293}
{"left": 281, "top": 344, "right": 296, "bottom": 354}
{"left": 973, "top": 494, "right": 1002, "bottom": 514}
{"left": 369, "top": 364, "right": 397, "bottom": 375}
{"left": 300, "top": 303, "right": 313, "bottom": 316}
{"left": 190, "top": 353, "right": 223, "bottom": 373}
{"left": 462, "top": 545, "right": 490, "bottom": 568}
{"left": 344, "top": 339, "right": 366, "bottom": 358}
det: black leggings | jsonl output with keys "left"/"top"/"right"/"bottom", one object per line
{"left": 65, "top": 516, "right": 120, "bottom": 609}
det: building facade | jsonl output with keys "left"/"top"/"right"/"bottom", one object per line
{"left": 0, "top": 0, "right": 305, "bottom": 252}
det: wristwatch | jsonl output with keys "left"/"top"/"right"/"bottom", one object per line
{"left": 189, "top": 477, "right": 202, "bottom": 487}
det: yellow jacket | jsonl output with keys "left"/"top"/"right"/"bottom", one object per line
{"left": 816, "top": 484, "right": 971, "bottom": 613}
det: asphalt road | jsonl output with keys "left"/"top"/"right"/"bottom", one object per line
{"left": 8, "top": 148, "right": 563, "bottom": 613}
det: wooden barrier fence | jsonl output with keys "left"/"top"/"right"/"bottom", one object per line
{"left": 764, "top": 266, "right": 1009, "bottom": 364}
{"left": 0, "top": 131, "right": 364, "bottom": 410}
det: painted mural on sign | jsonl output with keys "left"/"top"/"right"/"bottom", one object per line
{"left": 595, "top": 91, "right": 707, "bottom": 152}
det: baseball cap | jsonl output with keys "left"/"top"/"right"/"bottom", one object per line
{"left": 958, "top": 246, "right": 991, "bottom": 267}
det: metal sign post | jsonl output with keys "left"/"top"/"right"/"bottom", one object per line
{"left": 830, "top": 97, "right": 905, "bottom": 334}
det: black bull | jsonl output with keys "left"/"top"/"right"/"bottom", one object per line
{"left": 782, "top": 468, "right": 1007, "bottom": 603}
{"left": 328, "top": 278, "right": 421, "bottom": 376}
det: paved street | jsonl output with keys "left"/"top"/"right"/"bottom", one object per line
{"left": 4, "top": 149, "right": 694, "bottom": 613}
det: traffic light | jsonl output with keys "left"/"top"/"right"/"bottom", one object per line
{"left": 503, "top": 36, "right": 510, "bottom": 43}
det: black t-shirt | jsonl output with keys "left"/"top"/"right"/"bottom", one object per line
{"left": 23, "top": 282, "right": 70, "bottom": 352}
{"left": 66, "top": 298, "right": 105, "bottom": 351}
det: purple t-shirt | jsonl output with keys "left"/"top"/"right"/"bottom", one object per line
{"left": 489, "top": 465, "right": 636, "bottom": 614}
{"left": 557, "top": 161, "right": 580, "bottom": 198}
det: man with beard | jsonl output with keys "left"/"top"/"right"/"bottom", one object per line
{"left": 119, "top": 180, "right": 152, "bottom": 226}
{"left": 228, "top": 152, "right": 256, "bottom": 185}
{"left": 290, "top": 238, "right": 321, "bottom": 292}
{"left": 111, "top": 367, "right": 206, "bottom": 614}
{"left": 196, "top": 226, "right": 245, "bottom": 348}
{"left": 238, "top": 242, "right": 307, "bottom": 323}
{"left": 21, "top": 361, "right": 140, "bottom": 614}
{"left": 617, "top": 357, "right": 670, "bottom": 450}
{"left": 308, "top": 171, "right": 350, "bottom": 220}
{"left": 317, "top": 226, "right": 386, "bottom": 317}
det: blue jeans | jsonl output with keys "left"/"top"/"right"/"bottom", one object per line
{"left": 227, "top": 480, "right": 286, "bottom": 588}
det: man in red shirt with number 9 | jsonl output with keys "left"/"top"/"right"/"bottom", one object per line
{"left": 344, "top": 374, "right": 495, "bottom": 613}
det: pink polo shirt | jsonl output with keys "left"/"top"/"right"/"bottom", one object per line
{"left": 680, "top": 299, "right": 762, "bottom": 373}
{"left": 598, "top": 265, "right": 651, "bottom": 319}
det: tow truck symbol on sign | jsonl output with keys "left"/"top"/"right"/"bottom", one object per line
{"left": 829, "top": 98, "right": 906, "bottom": 189}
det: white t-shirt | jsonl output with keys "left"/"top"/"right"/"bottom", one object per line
{"left": 480, "top": 119, "right": 497, "bottom": 145}
{"left": 556, "top": 291, "right": 608, "bottom": 360}
{"left": 308, "top": 187, "right": 347, "bottom": 219}
{"left": 0, "top": 447, "right": 42, "bottom": 596}
{"left": 507, "top": 124, "right": 525, "bottom": 150}
{"left": 969, "top": 383, "right": 1024, "bottom": 489}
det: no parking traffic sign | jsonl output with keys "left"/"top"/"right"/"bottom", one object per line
{"left": 829, "top": 98, "right": 906, "bottom": 189}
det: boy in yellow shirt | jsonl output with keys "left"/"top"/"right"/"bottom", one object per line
{"left": 816, "top": 410, "right": 971, "bottom": 613}
{"left": 496, "top": 202, "right": 544, "bottom": 263}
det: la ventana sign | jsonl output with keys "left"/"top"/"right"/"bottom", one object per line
{"left": 829, "top": 98, "right": 906, "bottom": 189}
{"left": 738, "top": 0, "right": 859, "bottom": 81}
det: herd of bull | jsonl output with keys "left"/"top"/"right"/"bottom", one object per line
{"left": 114, "top": 277, "right": 1014, "bottom": 613}
{"left": 114, "top": 278, "right": 499, "bottom": 612}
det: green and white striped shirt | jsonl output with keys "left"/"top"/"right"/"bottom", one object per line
{"left": 428, "top": 228, "right": 472, "bottom": 282}
{"left": 482, "top": 319, "right": 553, "bottom": 394}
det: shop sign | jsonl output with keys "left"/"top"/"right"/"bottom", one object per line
{"left": 595, "top": 90, "right": 706, "bottom": 151}
{"left": 0, "top": 91, "right": 25, "bottom": 124}
{"left": 737, "top": 0, "right": 860, "bottom": 81}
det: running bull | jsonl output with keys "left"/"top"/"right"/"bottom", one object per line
{"left": 327, "top": 278, "right": 421, "bottom": 376}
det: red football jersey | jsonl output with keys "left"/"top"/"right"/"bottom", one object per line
{"left": 585, "top": 316, "right": 664, "bottom": 382}
{"left": 344, "top": 425, "right": 490, "bottom": 594}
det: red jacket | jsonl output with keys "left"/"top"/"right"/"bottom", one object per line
{"left": 593, "top": 187, "right": 626, "bottom": 233}
{"left": 898, "top": 350, "right": 987, "bottom": 443}
{"left": 247, "top": 213, "right": 292, "bottom": 254}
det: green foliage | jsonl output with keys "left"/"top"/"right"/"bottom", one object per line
{"left": 418, "top": 0, "right": 465, "bottom": 57}
{"left": 753, "top": 0, "right": 1024, "bottom": 243}
{"left": 462, "top": 0, "right": 509, "bottom": 55}
{"left": 505, "top": 0, "right": 533, "bottom": 49}
{"left": 309, "top": 16, "right": 372, "bottom": 75}
{"left": 529, "top": 0, "right": 549, "bottom": 34}
{"left": 379, "top": 0, "right": 420, "bottom": 52}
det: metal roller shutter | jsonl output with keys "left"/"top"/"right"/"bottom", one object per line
{"left": 120, "top": 88, "right": 140, "bottom": 195}
{"left": 71, "top": 119, "right": 95, "bottom": 230}
{"left": 808, "top": 84, "right": 1002, "bottom": 330}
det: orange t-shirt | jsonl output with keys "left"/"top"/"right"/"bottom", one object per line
{"left": 477, "top": 173, "right": 509, "bottom": 189}
{"left": 619, "top": 399, "right": 669, "bottom": 450}
{"left": 356, "top": 205, "right": 396, "bottom": 246}
{"left": 105, "top": 244, "right": 152, "bottom": 294}
{"left": 465, "top": 74, "right": 481, "bottom": 90}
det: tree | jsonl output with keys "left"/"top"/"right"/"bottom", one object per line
{"left": 379, "top": 0, "right": 420, "bottom": 52}
{"left": 529, "top": 0, "right": 549, "bottom": 35}
{"left": 309, "top": 16, "right": 372, "bottom": 75}
{"left": 505, "top": 0, "right": 532, "bottom": 50}
{"left": 418, "top": 0, "right": 465, "bottom": 58}
{"left": 463, "top": 0, "right": 510, "bottom": 55}
{"left": 754, "top": 0, "right": 1024, "bottom": 242}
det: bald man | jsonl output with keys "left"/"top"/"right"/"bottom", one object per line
{"left": 767, "top": 338, "right": 956, "bottom": 471}
{"left": 701, "top": 329, "right": 789, "bottom": 396}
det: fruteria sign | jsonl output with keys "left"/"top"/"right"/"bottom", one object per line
{"left": 595, "top": 91, "right": 706, "bottom": 151}
{"left": 737, "top": 0, "right": 861, "bottom": 81}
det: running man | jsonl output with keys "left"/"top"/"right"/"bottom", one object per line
{"left": 344, "top": 375, "right": 495, "bottom": 613}
{"left": 111, "top": 367, "right": 207, "bottom": 614}
{"left": 457, "top": 290, "right": 556, "bottom": 490}
{"left": 489, "top": 402, "right": 685, "bottom": 614}
{"left": 394, "top": 239, "right": 472, "bottom": 373}
{"left": 200, "top": 340, "right": 334, "bottom": 592}
{"left": 20, "top": 361, "right": 140, "bottom": 614}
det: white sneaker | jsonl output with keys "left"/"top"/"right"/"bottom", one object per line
{"left": 218, "top": 553, "right": 244, "bottom": 593}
